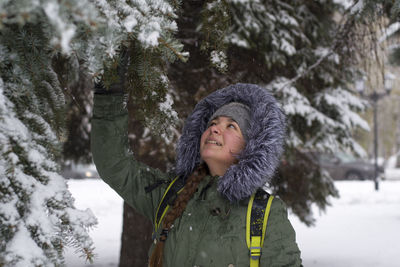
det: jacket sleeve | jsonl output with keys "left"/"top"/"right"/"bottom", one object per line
{"left": 261, "top": 197, "right": 302, "bottom": 267}
{"left": 91, "top": 93, "right": 169, "bottom": 223}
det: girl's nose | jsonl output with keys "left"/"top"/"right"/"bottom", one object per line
{"left": 210, "top": 124, "right": 221, "bottom": 134}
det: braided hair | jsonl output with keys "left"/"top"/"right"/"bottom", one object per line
{"left": 148, "top": 164, "right": 209, "bottom": 267}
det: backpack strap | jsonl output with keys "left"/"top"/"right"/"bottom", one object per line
{"left": 154, "top": 176, "right": 185, "bottom": 234}
{"left": 246, "top": 189, "right": 274, "bottom": 267}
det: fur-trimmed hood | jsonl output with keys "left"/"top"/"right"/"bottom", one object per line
{"left": 175, "top": 83, "right": 286, "bottom": 202}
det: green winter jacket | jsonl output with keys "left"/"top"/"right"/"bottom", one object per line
{"left": 91, "top": 93, "right": 302, "bottom": 267}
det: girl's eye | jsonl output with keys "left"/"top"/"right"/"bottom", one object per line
{"left": 228, "top": 124, "right": 236, "bottom": 129}
{"left": 209, "top": 122, "right": 216, "bottom": 127}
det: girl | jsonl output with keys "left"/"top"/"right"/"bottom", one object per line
{"left": 91, "top": 83, "right": 302, "bottom": 267}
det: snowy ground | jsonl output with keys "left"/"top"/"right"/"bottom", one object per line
{"left": 64, "top": 180, "right": 123, "bottom": 267}
{"left": 65, "top": 179, "right": 400, "bottom": 267}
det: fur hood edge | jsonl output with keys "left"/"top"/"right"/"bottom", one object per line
{"left": 175, "top": 83, "right": 286, "bottom": 202}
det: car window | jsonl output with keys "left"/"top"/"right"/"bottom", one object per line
{"left": 336, "top": 153, "right": 355, "bottom": 163}
{"left": 319, "top": 154, "right": 337, "bottom": 163}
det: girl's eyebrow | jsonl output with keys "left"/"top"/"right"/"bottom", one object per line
{"left": 210, "top": 117, "right": 238, "bottom": 124}
{"left": 211, "top": 117, "right": 221, "bottom": 122}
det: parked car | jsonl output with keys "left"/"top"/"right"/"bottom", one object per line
{"left": 309, "top": 152, "right": 384, "bottom": 180}
{"left": 60, "top": 161, "right": 100, "bottom": 179}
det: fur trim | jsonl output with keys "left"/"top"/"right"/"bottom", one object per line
{"left": 175, "top": 83, "right": 286, "bottom": 202}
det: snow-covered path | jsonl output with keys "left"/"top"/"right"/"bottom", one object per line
{"left": 293, "top": 181, "right": 400, "bottom": 267}
{"left": 65, "top": 179, "right": 400, "bottom": 267}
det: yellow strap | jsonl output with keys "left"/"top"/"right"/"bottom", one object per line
{"left": 246, "top": 193, "right": 274, "bottom": 267}
{"left": 155, "top": 176, "right": 181, "bottom": 231}
{"left": 246, "top": 193, "right": 255, "bottom": 248}
{"left": 261, "top": 196, "right": 274, "bottom": 247}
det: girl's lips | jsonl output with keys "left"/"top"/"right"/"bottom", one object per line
{"left": 205, "top": 139, "right": 222, "bottom": 146}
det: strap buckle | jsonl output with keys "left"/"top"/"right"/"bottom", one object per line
{"left": 250, "top": 246, "right": 262, "bottom": 260}
{"left": 249, "top": 236, "right": 262, "bottom": 260}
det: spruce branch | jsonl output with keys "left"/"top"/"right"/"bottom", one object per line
{"left": 158, "top": 37, "right": 188, "bottom": 62}
{"left": 277, "top": 4, "right": 360, "bottom": 91}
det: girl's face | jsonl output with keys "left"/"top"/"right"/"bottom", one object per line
{"left": 200, "top": 116, "right": 245, "bottom": 174}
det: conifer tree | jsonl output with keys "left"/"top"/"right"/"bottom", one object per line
{"left": 0, "top": 0, "right": 186, "bottom": 266}
{"left": 0, "top": 28, "right": 97, "bottom": 267}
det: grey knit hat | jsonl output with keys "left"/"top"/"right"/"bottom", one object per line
{"left": 208, "top": 102, "right": 251, "bottom": 141}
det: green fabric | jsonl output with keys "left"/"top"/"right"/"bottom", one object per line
{"left": 91, "top": 94, "right": 302, "bottom": 267}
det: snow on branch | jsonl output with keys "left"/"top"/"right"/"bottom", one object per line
{"left": 315, "top": 87, "right": 370, "bottom": 131}
{"left": 270, "top": 78, "right": 340, "bottom": 128}
{"left": 269, "top": 77, "right": 369, "bottom": 155}
{"left": 0, "top": 60, "right": 96, "bottom": 266}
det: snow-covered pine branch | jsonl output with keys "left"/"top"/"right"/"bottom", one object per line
{"left": 0, "top": 0, "right": 186, "bottom": 265}
{"left": 269, "top": 77, "right": 369, "bottom": 156}
{"left": 0, "top": 76, "right": 97, "bottom": 266}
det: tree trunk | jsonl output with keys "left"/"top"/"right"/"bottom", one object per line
{"left": 118, "top": 96, "right": 176, "bottom": 266}
{"left": 119, "top": 203, "right": 153, "bottom": 267}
